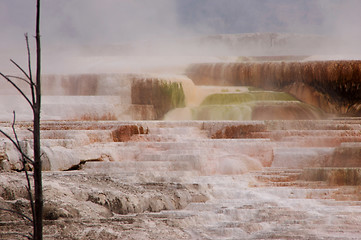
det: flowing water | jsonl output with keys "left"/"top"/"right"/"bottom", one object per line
{"left": 165, "top": 86, "right": 325, "bottom": 121}
{"left": 186, "top": 61, "right": 361, "bottom": 116}
{"left": 2, "top": 119, "right": 360, "bottom": 239}
{"left": 1, "top": 60, "right": 361, "bottom": 239}
{"left": 0, "top": 69, "right": 329, "bottom": 121}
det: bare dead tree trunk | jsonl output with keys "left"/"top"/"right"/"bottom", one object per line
{"left": 33, "top": 0, "right": 43, "bottom": 239}
{"left": 0, "top": 0, "right": 42, "bottom": 239}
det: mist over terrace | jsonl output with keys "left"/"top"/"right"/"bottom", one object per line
{"left": 1, "top": 0, "right": 361, "bottom": 74}
{"left": 1, "top": 1, "right": 361, "bottom": 239}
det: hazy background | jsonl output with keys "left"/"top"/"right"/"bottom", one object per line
{"left": 1, "top": 0, "right": 361, "bottom": 73}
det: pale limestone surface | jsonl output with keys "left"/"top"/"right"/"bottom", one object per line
{"left": 0, "top": 68, "right": 361, "bottom": 239}
{"left": 1, "top": 119, "right": 361, "bottom": 239}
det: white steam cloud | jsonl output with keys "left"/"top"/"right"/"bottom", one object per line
{"left": 1, "top": 0, "right": 361, "bottom": 73}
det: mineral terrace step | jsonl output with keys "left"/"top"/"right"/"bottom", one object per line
{"left": 197, "top": 225, "right": 248, "bottom": 239}
{"left": 39, "top": 121, "right": 148, "bottom": 131}
{"left": 142, "top": 134, "right": 204, "bottom": 142}
{"left": 318, "top": 199, "right": 361, "bottom": 206}
{"left": 144, "top": 210, "right": 197, "bottom": 219}
{"left": 42, "top": 96, "right": 129, "bottom": 104}
{"left": 1, "top": 119, "right": 360, "bottom": 130}
{"left": 174, "top": 198, "right": 361, "bottom": 239}
{"left": 256, "top": 168, "right": 304, "bottom": 174}
{"left": 266, "top": 119, "right": 361, "bottom": 131}
{"left": 137, "top": 154, "right": 201, "bottom": 162}
{"left": 272, "top": 147, "right": 335, "bottom": 169}
{"left": 163, "top": 149, "right": 205, "bottom": 155}
{"left": 42, "top": 103, "right": 131, "bottom": 121}
{"left": 270, "top": 130, "right": 361, "bottom": 140}
{"left": 149, "top": 127, "right": 207, "bottom": 135}
{"left": 301, "top": 167, "right": 361, "bottom": 185}
{"left": 0, "top": 96, "right": 131, "bottom": 121}
{"left": 82, "top": 160, "right": 201, "bottom": 172}
{"left": 41, "top": 139, "right": 77, "bottom": 148}
{"left": 251, "top": 181, "right": 331, "bottom": 188}
{"left": 278, "top": 136, "right": 361, "bottom": 147}
{"left": 40, "top": 129, "right": 114, "bottom": 143}
{"left": 260, "top": 186, "right": 341, "bottom": 199}
{"left": 253, "top": 173, "right": 301, "bottom": 182}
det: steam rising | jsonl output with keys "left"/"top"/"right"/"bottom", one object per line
{"left": 1, "top": 0, "right": 361, "bottom": 74}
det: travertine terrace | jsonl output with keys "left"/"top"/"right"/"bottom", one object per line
{"left": 186, "top": 61, "right": 361, "bottom": 116}
{"left": 1, "top": 59, "right": 361, "bottom": 239}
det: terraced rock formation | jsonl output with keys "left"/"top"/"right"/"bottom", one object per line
{"left": 1, "top": 53, "right": 360, "bottom": 238}
{"left": 189, "top": 91, "right": 325, "bottom": 120}
{"left": 186, "top": 61, "right": 361, "bottom": 116}
{"left": 1, "top": 118, "right": 361, "bottom": 239}
{"left": 0, "top": 74, "right": 188, "bottom": 121}
{"left": 1, "top": 71, "right": 333, "bottom": 122}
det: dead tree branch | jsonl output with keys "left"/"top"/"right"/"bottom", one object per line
{"left": 0, "top": 112, "right": 34, "bottom": 229}
{"left": 10, "top": 59, "right": 31, "bottom": 82}
{"left": 0, "top": 73, "right": 33, "bottom": 108}
{"left": 0, "top": 207, "right": 33, "bottom": 223}
{"left": 4, "top": 75, "right": 32, "bottom": 85}
{"left": 10, "top": 112, "right": 35, "bottom": 221}
{"left": 0, "top": 1, "right": 43, "bottom": 239}
{"left": 0, "top": 232, "right": 33, "bottom": 240}
{"left": 0, "top": 119, "right": 34, "bottom": 166}
{"left": 25, "top": 33, "right": 36, "bottom": 106}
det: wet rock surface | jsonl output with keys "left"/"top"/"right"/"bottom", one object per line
{"left": 186, "top": 61, "right": 361, "bottom": 116}
{"left": 0, "top": 119, "right": 361, "bottom": 239}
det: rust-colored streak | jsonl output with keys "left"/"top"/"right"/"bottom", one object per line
{"left": 112, "top": 125, "right": 148, "bottom": 142}
{"left": 186, "top": 61, "right": 361, "bottom": 116}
